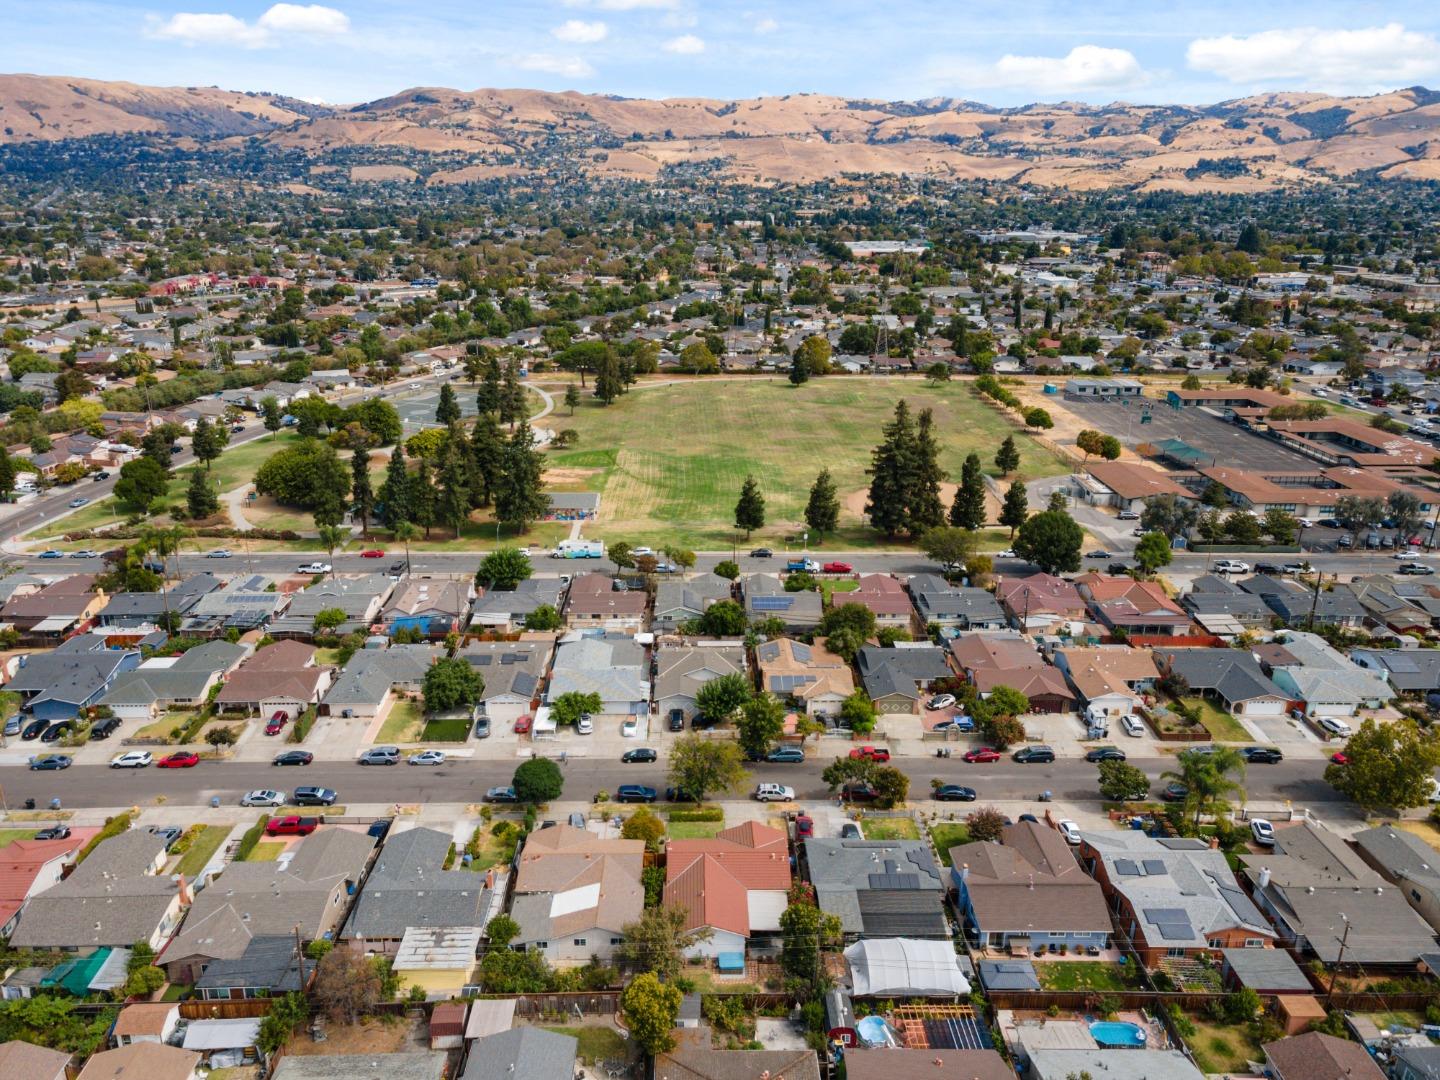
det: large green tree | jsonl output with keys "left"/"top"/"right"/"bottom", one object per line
{"left": 695, "top": 672, "right": 752, "bottom": 724}
{"left": 1161, "top": 746, "right": 1247, "bottom": 829}
{"left": 254, "top": 439, "right": 348, "bottom": 517}
{"left": 513, "top": 756, "right": 563, "bottom": 802}
{"left": 737, "top": 693, "right": 787, "bottom": 759}
{"left": 476, "top": 547, "right": 533, "bottom": 589}
{"left": 186, "top": 467, "right": 219, "bottom": 519}
{"left": 422, "top": 657, "right": 484, "bottom": 714}
{"left": 620, "top": 973, "right": 683, "bottom": 1056}
{"left": 494, "top": 419, "right": 549, "bottom": 532}
{"left": 919, "top": 525, "right": 977, "bottom": 574}
{"left": 377, "top": 443, "right": 412, "bottom": 530}
{"left": 350, "top": 449, "right": 374, "bottom": 531}
{"left": 435, "top": 382, "right": 461, "bottom": 425}
{"left": 734, "top": 475, "right": 766, "bottom": 538}
{"left": 1325, "top": 718, "right": 1440, "bottom": 810}
{"left": 114, "top": 456, "right": 169, "bottom": 514}
{"left": 667, "top": 734, "right": 749, "bottom": 801}
{"left": 994, "top": 435, "right": 1020, "bottom": 477}
{"left": 909, "top": 408, "right": 947, "bottom": 532}
{"left": 1013, "top": 509, "right": 1083, "bottom": 574}
{"left": 950, "top": 452, "right": 986, "bottom": 530}
{"left": 1134, "top": 531, "right": 1173, "bottom": 574}
{"left": 999, "top": 480, "right": 1028, "bottom": 539}
{"left": 805, "top": 468, "right": 840, "bottom": 538}
{"left": 866, "top": 399, "right": 916, "bottom": 538}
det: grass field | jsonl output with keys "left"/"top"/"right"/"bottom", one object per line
{"left": 174, "top": 825, "right": 232, "bottom": 878}
{"left": 1184, "top": 1018, "right": 1265, "bottom": 1074}
{"left": 1036, "top": 960, "right": 1142, "bottom": 991}
{"left": 544, "top": 379, "right": 1068, "bottom": 550}
{"left": 543, "top": 1026, "right": 628, "bottom": 1065}
{"left": 929, "top": 822, "right": 971, "bottom": 864}
{"left": 244, "top": 842, "right": 285, "bottom": 862}
{"left": 667, "top": 820, "right": 724, "bottom": 839}
{"left": 858, "top": 817, "right": 920, "bottom": 840}
{"left": 1179, "top": 697, "right": 1252, "bottom": 742}
{"left": 422, "top": 715, "right": 472, "bottom": 742}
{"left": 377, "top": 700, "right": 425, "bottom": 743}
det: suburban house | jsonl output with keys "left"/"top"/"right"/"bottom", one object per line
{"left": 1261, "top": 632, "right": 1391, "bottom": 717}
{"left": 273, "top": 1051, "right": 447, "bottom": 1080}
{"left": 653, "top": 574, "right": 734, "bottom": 633}
{"left": 1076, "top": 574, "right": 1191, "bottom": 637}
{"left": 461, "top": 1028, "right": 577, "bottom": 1080}
{"left": 654, "top": 643, "right": 749, "bottom": 728}
{"left": 664, "top": 821, "right": 791, "bottom": 959}
{"left": 343, "top": 827, "right": 489, "bottom": 958}
{"left": 1391, "top": 1047, "right": 1440, "bottom": 1080}
{"left": 1053, "top": 646, "right": 1159, "bottom": 719}
{"left": 906, "top": 573, "right": 1005, "bottom": 632}
{"left": 194, "top": 935, "right": 306, "bottom": 1001}
{"left": 1153, "top": 649, "right": 1290, "bottom": 718}
{"left": 111, "top": 1002, "right": 181, "bottom": 1045}
{"left": 77, "top": 1043, "right": 200, "bottom": 1080}
{"left": 393, "top": 926, "right": 482, "bottom": 999}
{"left": 1353, "top": 648, "right": 1440, "bottom": 695}
{"left": 0, "top": 1039, "right": 70, "bottom": 1080}
{"left": 656, "top": 1027, "right": 818, "bottom": 1080}
{"left": 1239, "top": 821, "right": 1435, "bottom": 964}
{"left": 843, "top": 574, "right": 920, "bottom": 632}
{"left": 996, "top": 574, "right": 1088, "bottom": 632}
{"left": 320, "top": 643, "right": 441, "bottom": 720}
{"left": 547, "top": 633, "right": 648, "bottom": 715}
{"left": 10, "top": 830, "right": 188, "bottom": 952}
{"left": 802, "top": 838, "right": 949, "bottom": 939}
{"left": 1080, "top": 831, "right": 1276, "bottom": 968}
{"left": 1180, "top": 574, "right": 1277, "bottom": 634}
{"left": 949, "top": 821, "right": 1111, "bottom": 953}
{"left": 561, "top": 572, "right": 647, "bottom": 630}
{"left": 381, "top": 577, "right": 475, "bottom": 639}
{"left": 1, "top": 573, "right": 106, "bottom": 638}
{"left": 462, "top": 638, "right": 552, "bottom": 726}
{"left": 1353, "top": 825, "right": 1440, "bottom": 935}
{"left": 99, "top": 640, "right": 250, "bottom": 721}
{"left": 214, "top": 639, "right": 331, "bottom": 718}
{"left": 1239, "top": 576, "right": 1366, "bottom": 629}
{"left": 268, "top": 575, "right": 394, "bottom": 638}
{"left": 5, "top": 635, "right": 141, "bottom": 720}
{"left": 162, "top": 827, "right": 375, "bottom": 984}
{"left": 744, "top": 574, "right": 823, "bottom": 631}
{"left": 947, "top": 633, "right": 1075, "bottom": 713}
{"left": 0, "top": 832, "right": 90, "bottom": 937}
{"left": 845, "top": 1050, "right": 1013, "bottom": 1080}
{"left": 469, "top": 578, "right": 568, "bottom": 632}
{"left": 510, "top": 825, "right": 644, "bottom": 965}
{"left": 181, "top": 574, "right": 289, "bottom": 635}
{"left": 1264, "top": 1033, "right": 1387, "bottom": 1080}
{"left": 97, "top": 574, "right": 221, "bottom": 628}
{"left": 755, "top": 637, "right": 854, "bottom": 718}
{"left": 855, "top": 644, "right": 951, "bottom": 713}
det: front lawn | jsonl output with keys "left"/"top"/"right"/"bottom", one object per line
{"left": 421, "top": 714, "right": 472, "bottom": 742}
{"left": 0, "top": 828, "right": 37, "bottom": 849}
{"left": 859, "top": 817, "right": 920, "bottom": 840}
{"left": 1184, "top": 1017, "right": 1265, "bottom": 1074}
{"left": 377, "top": 699, "right": 425, "bottom": 743}
{"left": 244, "top": 842, "right": 285, "bottom": 862}
{"left": 174, "top": 825, "right": 232, "bottom": 878}
{"left": 929, "top": 822, "right": 971, "bottom": 865}
{"left": 1179, "top": 697, "right": 1251, "bottom": 742}
{"left": 542, "top": 1026, "right": 628, "bottom": 1065}
{"left": 668, "top": 820, "right": 724, "bottom": 839}
{"left": 1036, "top": 960, "right": 1141, "bottom": 992}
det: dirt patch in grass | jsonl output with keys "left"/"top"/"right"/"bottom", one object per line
{"left": 377, "top": 699, "right": 425, "bottom": 743}
{"left": 283, "top": 1016, "right": 420, "bottom": 1057}
{"left": 929, "top": 822, "right": 971, "bottom": 865}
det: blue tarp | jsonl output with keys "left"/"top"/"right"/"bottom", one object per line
{"left": 717, "top": 952, "right": 745, "bottom": 973}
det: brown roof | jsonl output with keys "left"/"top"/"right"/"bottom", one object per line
{"left": 0, "top": 1040, "right": 70, "bottom": 1080}
{"left": 563, "top": 573, "right": 647, "bottom": 616}
{"left": 755, "top": 637, "right": 854, "bottom": 702}
{"left": 513, "top": 825, "right": 644, "bottom": 936}
{"left": 1058, "top": 646, "right": 1160, "bottom": 700}
{"left": 950, "top": 821, "right": 1111, "bottom": 935}
{"left": 2, "top": 574, "right": 100, "bottom": 620}
{"left": 77, "top": 1042, "right": 199, "bottom": 1080}
{"left": 972, "top": 665, "right": 1074, "bottom": 703}
{"left": 844, "top": 1049, "right": 1014, "bottom": 1080}
{"left": 112, "top": 1003, "right": 179, "bottom": 1038}
{"left": 214, "top": 639, "right": 323, "bottom": 705}
{"left": 850, "top": 574, "right": 917, "bottom": 617}
{"left": 1264, "top": 1033, "right": 1386, "bottom": 1080}
{"left": 949, "top": 634, "right": 1043, "bottom": 674}
{"left": 995, "top": 575, "right": 1086, "bottom": 618}
{"left": 1085, "top": 461, "right": 1191, "bottom": 500}
{"left": 657, "top": 1030, "right": 819, "bottom": 1080}
{"left": 235, "top": 639, "right": 316, "bottom": 670}
{"left": 665, "top": 822, "right": 791, "bottom": 936}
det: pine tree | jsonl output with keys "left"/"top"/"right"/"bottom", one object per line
{"left": 412, "top": 457, "right": 437, "bottom": 538}
{"left": 908, "top": 408, "right": 946, "bottom": 534}
{"left": 950, "top": 452, "right": 986, "bottom": 530}
{"left": 0, "top": 448, "right": 16, "bottom": 498}
{"left": 192, "top": 418, "right": 222, "bottom": 470}
{"left": 805, "top": 468, "right": 839, "bottom": 538}
{"left": 494, "top": 418, "right": 549, "bottom": 532}
{"left": 437, "top": 443, "right": 471, "bottom": 538}
{"left": 564, "top": 384, "right": 580, "bottom": 415}
{"left": 999, "top": 479, "right": 1029, "bottom": 539}
{"left": 788, "top": 350, "right": 809, "bottom": 386}
{"left": 476, "top": 355, "right": 502, "bottom": 415}
{"left": 186, "top": 467, "right": 219, "bottom": 519}
{"left": 351, "top": 449, "right": 374, "bottom": 531}
{"left": 995, "top": 435, "right": 1021, "bottom": 477}
{"left": 734, "top": 475, "right": 766, "bottom": 538}
{"left": 865, "top": 399, "right": 915, "bottom": 539}
{"left": 435, "top": 382, "right": 460, "bottom": 425}
{"left": 378, "top": 444, "right": 412, "bottom": 530}
{"left": 595, "top": 352, "right": 623, "bottom": 405}
{"left": 500, "top": 357, "right": 527, "bottom": 427}
{"left": 469, "top": 414, "right": 504, "bottom": 508}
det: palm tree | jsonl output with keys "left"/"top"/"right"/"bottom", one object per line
{"left": 393, "top": 522, "right": 418, "bottom": 577}
{"left": 136, "top": 524, "right": 191, "bottom": 634}
{"left": 1161, "top": 745, "right": 1247, "bottom": 830}
{"left": 316, "top": 525, "right": 346, "bottom": 580}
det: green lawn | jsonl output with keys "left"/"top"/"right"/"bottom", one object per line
{"left": 244, "top": 842, "right": 285, "bottom": 862}
{"left": 0, "top": 828, "right": 37, "bottom": 848}
{"left": 544, "top": 378, "right": 1068, "bottom": 550}
{"left": 0, "top": 690, "right": 20, "bottom": 723}
{"left": 1184, "top": 1018, "right": 1265, "bottom": 1074}
{"left": 1036, "top": 961, "right": 1140, "bottom": 991}
{"left": 377, "top": 699, "right": 425, "bottom": 743}
{"left": 161, "top": 983, "right": 191, "bottom": 1002}
{"left": 1179, "top": 697, "right": 1252, "bottom": 742}
{"left": 543, "top": 1026, "right": 629, "bottom": 1065}
{"left": 421, "top": 715, "right": 473, "bottom": 742}
{"left": 859, "top": 817, "right": 920, "bottom": 840}
{"left": 819, "top": 579, "right": 861, "bottom": 604}
{"left": 667, "top": 820, "right": 724, "bottom": 839}
{"left": 929, "top": 822, "right": 972, "bottom": 865}
{"left": 174, "top": 825, "right": 232, "bottom": 878}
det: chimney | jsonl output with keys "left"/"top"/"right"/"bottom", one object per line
{"left": 1208, "top": 835, "right": 1220, "bottom": 850}
{"left": 960, "top": 863, "right": 970, "bottom": 883}
{"left": 176, "top": 873, "right": 193, "bottom": 905}
{"left": 1258, "top": 867, "right": 1271, "bottom": 891}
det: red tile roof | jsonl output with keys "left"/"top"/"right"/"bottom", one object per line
{"left": 665, "top": 822, "right": 790, "bottom": 937}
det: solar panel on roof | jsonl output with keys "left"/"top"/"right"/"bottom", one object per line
{"left": 1144, "top": 907, "right": 1189, "bottom": 923}
{"left": 868, "top": 873, "right": 921, "bottom": 890}
{"left": 751, "top": 596, "right": 793, "bottom": 611}
{"left": 1142, "top": 859, "right": 1167, "bottom": 875}
{"left": 1157, "top": 923, "right": 1194, "bottom": 940}
{"left": 792, "top": 642, "right": 812, "bottom": 660}
{"left": 472, "top": 656, "right": 492, "bottom": 666}
{"left": 1115, "top": 859, "right": 1139, "bottom": 876}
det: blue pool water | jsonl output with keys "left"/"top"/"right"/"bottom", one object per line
{"left": 1090, "top": 1021, "right": 1147, "bottom": 1048}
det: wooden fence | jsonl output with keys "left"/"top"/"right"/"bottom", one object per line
{"left": 180, "top": 998, "right": 273, "bottom": 1020}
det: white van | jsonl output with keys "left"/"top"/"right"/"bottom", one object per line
{"left": 14, "top": 479, "right": 37, "bottom": 493}
{"left": 1120, "top": 714, "right": 1145, "bottom": 737}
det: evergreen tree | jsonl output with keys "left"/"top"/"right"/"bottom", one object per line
{"left": 788, "top": 349, "right": 809, "bottom": 386}
{"left": 437, "top": 443, "right": 471, "bottom": 538}
{"left": 412, "top": 457, "right": 437, "bottom": 538}
{"left": 909, "top": 408, "right": 946, "bottom": 533}
{"left": 350, "top": 449, "right": 374, "bottom": 531}
{"left": 0, "top": 448, "right": 16, "bottom": 499}
{"left": 261, "top": 395, "right": 283, "bottom": 437}
{"left": 494, "top": 418, "right": 549, "bottom": 532}
{"left": 950, "top": 452, "right": 986, "bottom": 530}
{"left": 377, "top": 444, "right": 412, "bottom": 530}
{"left": 469, "top": 414, "right": 504, "bottom": 508}
{"left": 435, "top": 382, "right": 460, "bottom": 425}
{"left": 186, "top": 466, "right": 219, "bottom": 519}
{"left": 595, "top": 352, "right": 624, "bottom": 405}
{"left": 476, "top": 355, "right": 502, "bottom": 415}
{"left": 564, "top": 383, "right": 580, "bottom": 415}
{"left": 865, "top": 399, "right": 915, "bottom": 539}
{"left": 999, "top": 479, "right": 1029, "bottom": 538}
{"left": 500, "top": 357, "right": 526, "bottom": 426}
{"left": 995, "top": 435, "right": 1021, "bottom": 477}
{"left": 734, "top": 475, "right": 766, "bottom": 538}
{"left": 804, "top": 468, "right": 839, "bottom": 538}
{"left": 192, "top": 418, "right": 223, "bottom": 470}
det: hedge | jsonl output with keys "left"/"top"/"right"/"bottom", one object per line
{"left": 76, "top": 811, "right": 134, "bottom": 864}
{"left": 666, "top": 807, "right": 725, "bottom": 822}
{"left": 289, "top": 705, "right": 317, "bottom": 744}
{"left": 235, "top": 815, "right": 272, "bottom": 861}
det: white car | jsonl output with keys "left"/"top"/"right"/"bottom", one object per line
{"left": 408, "top": 750, "right": 446, "bottom": 766}
{"left": 1317, "top": 716, "right": 1353, "bottom": 738}
{"left": 297, "top": 562, "right": 332, "bottom": 574}
{"left": 1250, "top": 818, "right": 1276, "bottom": 847}
{"left": 241, "top": 789, "right": 285, "bottom": 807}
{"left": 1296, "top": 517, "right": 1314, "bottom": 527}
{"left": 998, "top": 549, "right": 1017, "bottom": 558}
{"left": 1214, "top": 559, "right": 1250, "bottom": 574}
{"left": 1058, "top": 820, "right": 1082, "bottom": 846}
{"left": 207, "top": 549, "right": 232, "bottom": 559}
{"left": 754, "top": 783, "right": 795, "bottom": 802}
{"left": 621, "top": 717, "right": 640, "bottom": 738}
{"left": 632, "top": 547, "right": 655, "bottom": 557}
{"left": 926, "top": 694, "right": 957, "bottom": 711}
{"left": 576, "top": 715, "right": 594, "bottom": 735}
{"left": 1395, "top": 550, "right": 1422, "bottom": 560}
{"left": 1120, "top": 714, "right": 1146, "bottom": 737}
{"left": 109, "top": 750, "right": 152, "bottom": 769}
{"left": 1427, "top": 777, "right": 1440, "bottom": 803}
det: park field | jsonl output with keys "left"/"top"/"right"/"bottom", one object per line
{"left": 542, "top": 377, "right": 1069, "bottom": 550}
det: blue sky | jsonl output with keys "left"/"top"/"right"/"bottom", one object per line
{"left": 3, "top": 1, "right": 1440, "bottom": 106}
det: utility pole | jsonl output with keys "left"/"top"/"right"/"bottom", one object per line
{"left": 1306, "top": 571, "right": 1325, "bottom": 632}
{"left": 1326, "top": 914, "right": 1350, "bottom": 999}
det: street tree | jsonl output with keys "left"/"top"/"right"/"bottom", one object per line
{"left": 737, "top": 693, "right": 787, "bottom": 759}
{"left": 1161, "top": 746, "right": 1247, "bottom": 829}
{"left": 1097, "top": 760, "right": 1151, "bottom": 801}
{"left": 1134, "top": 531, "right": 1173, "bottom": 574}
{"left": 919, "top": 525, "right": 978, "bottom": 574}
{"left": 1013, "top": 509, "right": 1083, "bottom": 574}
{"left": 999, "top": 480, "right": 1028, "bottom": 539}
{"left": 1325, "top": 718, "right": 1440, "bottom": 811}
{"left": 316, "top": 526, "right": 346, "bottom": 578}
{"left": 805, "top": 468, "right": 840, "bottom": 538}
{"left": 476, "top": 547, "right": 533, "bottom": 589}
{"left": 1387, "top": 491, "right": 1424, "bottom": 540}
{"left": 667, "top": 734, "right": 749, "bottom": 801}
{"left": 1141, "top": 495, "right": 1199, "bottom": 540}
{"left": 513, "top": 756, "right": 563, "bottom": 802}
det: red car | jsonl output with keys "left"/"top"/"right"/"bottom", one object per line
{"left": 157, "top": 751, "right": 200, "bottom": 769}
{"left": 265, "top": 815, "right": 319, "bottom": 837}
{"left": 1330, "top": 752, "right": 1348, "bottom": 765}
{"left": 514, "top": 714, "right": 532, "bottom": 734}
{"left": 265, "top": 711, "right": 288, "bottom": 736}
{"left": 963, "top": 747, "right": 1002, "bottom": 763}
{"left": 822, "top": 561, "right": 853, "bottom": 574}
{"left": 849, "top": 745, "right": 891, "bottom": 762}
{"left": 360, "top": 549, "right": 386, "bottom": 558}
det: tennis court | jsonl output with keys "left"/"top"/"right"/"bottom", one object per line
{"left": 1061, "top": 395, "right": 1315, "bottom": 470}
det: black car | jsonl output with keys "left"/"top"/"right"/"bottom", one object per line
{"left": 1013, "top": 746, "right": 1056, "bottom": 763}
{"left": 749, "top": 548, "right": 773, "bottom": 558}
{"left": 1254, "top": 562, "right": 1280, "bottom": 575}
{"left": 665, "top": 787, "right": 699, "bottom": 802}
{"left": 149, "top": 825, "right": 183, "bottom": 850}
{"left": 89, "top": 716, "right": 121, "bottom": 739}
{"left": 473, "top": 716, "right": 491, "bottom": 739}
{"left": 21, "top": 718, "right": 47, "bottom": 740}
{"left": 616, "top": 784, "right": 657, "bottom": 803}
{"left": 1241, "top": 746, "right": 1284, "bottom": 764}
{"left": 34, "top": 826, "right": 71, "bottom": 840}
{"left": 28, "top": 754, "right": 71, "bottom": 771}
{"left": 40, "top": 721, "right": 75, "bottom": 743}
{"left": 1107, "top": 563, "right": 1132, "bottom": 576}
{"left": 933, "top": 784, "right": 977, "bottom": 801}
{"left": 273, "top": 750, "right": 313, "bottom": 766}
{"left": 622, "top": 748, "right": 658, "bottom": 763}
{"left": 485, "top": 786, "right": 520, "bottom": 803}
{"left": 388, "top": 561, "right": 406, "bottom": 576}
{"left": 668, "top": 708, "right": 685, "bottom": 732}
{"left": 1084, "top": 746, "right": 1127, "bottom": 763}
{"left": 292, "top": 786, "right": 337, "bottom": 806}
{"left": 367, "top": 818, "right": 392, "bottom": 839}
{"left": 1159, "top": 782, "right": 1189, "bottom": 802}
{"left": 840, "top": 782, "right": 880, "bottom": 802}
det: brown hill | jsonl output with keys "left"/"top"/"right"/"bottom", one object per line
{"left": 5, "top": 74, "right": 1440, "bottom": 190}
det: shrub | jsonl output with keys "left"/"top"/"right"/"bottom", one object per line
{"left": 666, "top": 807, "right": 724, "bottom": 822}
{"left": 77, "top": 812, "right": 133, "bottom": 864}
{"left": 289, "top": 705, "right": 317, "bottom": 743}
{"left": 235, "top": 815, "right": 271, "bottom": 861}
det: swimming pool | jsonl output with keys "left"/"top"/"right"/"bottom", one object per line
{"left": 1090, "top": 1021, "right": 1147, "bottom": 1048}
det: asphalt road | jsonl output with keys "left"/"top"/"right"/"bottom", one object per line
{"left": 0, "top": 755, "right": 1342, "bottom": 810}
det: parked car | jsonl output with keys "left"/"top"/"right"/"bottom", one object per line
{"left": 157, "top": 751, "right": 200, "bottom": 768}
{"left": 367, "top": 819, "right": 392, "bottom": 839}
{"left": 1241, "top": 746, "right": 1284, "bottom": 764}
{"left": 822, "top": 561, "right": 853, "bottom": 573}
{"left": 665, "top": 787, "right": 699, "bottom": 802}
{"left": 359, "top": 746, "right": 401, "bottom": 765}
{"left": 926, "top": 694, "right": 957, "bottom": 711}
{"left": 69, "top": 549, "right": 96, "bottom": 558}
{"left": 297, "top": 562, "right": 332, "bottom": 575}
{"left": 484, "top": 787, "right": 520, "bottom": 803}
{"left": 749, "top": 548, "right": 773, "bottom": 558}
{"left": 1250, "top": 818, "right": 1276, "bottom": 847}
{"left": 241, "top": 789, "right": 285, "bottom": 807}
{"left": 793, "top": 813, "right": 814, "bottom": 839}
{"left": 765, "top": 746, "right": 806, "bottom": 763}
{"left": 109, "top": 750, "right": 152, "bottom": 768}
{"left": 841, "top": 782, "right": 879, "bottom": 802}
{"left": 754, "top": 783, "right": 795, "bottom": 802}
{"left": 668, "top": 709, "right": 685, "bottom": 732}
{"left": 1084, "top": 746, "right": 1126, "bottom": 762}
{"left": 38, "top": 550, "right": 64, "bottom": 559}
{"left": 92, "top": 471, "right": 110, "bottom": 481}
{"left": 963, "top": 747, "right": 1001, "bottom": 763}
{"left": 933, "top": 784, "right": 977, "bottom": 802}
{"left": 291, "top": 787, "right": 337, "bottom": 806}
{"left": 149, "top": 826, "right": 184, "bottom": 850}
{"left": 473, "top": 716, "right": 491, "bottom": 739}
{"left": 621, "top": 717, "right": 640, "bottom": 738}
{"left": 1116, "top": 510, "right": 1139, "bottom": 520}
{"left": 514, "top": 715, "right": 532, "bottom": 734}
{"left": 931, "top": 716, "right": 975, "bottom": 732}
{"left": 266, "top": 816, "right": 320, "bottom": 836}
{"left": 360, "top": 549, "right": 386, "bottom": 558}
{"left": 264, "top": 711, "right": 288, "bottom": 736}
{"left": 3, "top": 715, "right": 19, "bottom": 737}
{"left": 273, "top": 750, "right": 313, "bottom": 766}
{"left": 1329, "top": 751, "right": 1348, "bottom": 766}
{"left": 29, "top": 754, "right": 71, "bottom": 771}
{"left": 21, "top": 718, "right": 47, "bottom": 740}
{"left": 1280, "top": 562, "right": 1311, "bottom": 575}
{"left": 1317, "top": 717, "right": 1353, "bottom": 738}
{"left": 1214, "top": 559, "right": 1250, "bottom": 574}
{"left": 839, "top": 823, "right": 863, "bottom": 840}
{"left": 576, "top": 715, "right": 594, "bottom": 735}
{"left": 1120, "top": 714, "right": 1145, "bottom": 737}
{"left": 1398, "top": 563, "right": 1436, "bottom": 575}
{"left": 388, "top": 561, "right": 406, "bottom": 576}
{"left": 1159, "top": 782, "right": 1189, "bottom": 802}
{"left": 1058, "top": 820, "right": 1082, "bottom": 845}
{"left": 89, "top": 716, "right": 121, "bottom": 739}
{"left": 622, "top": 748, "right": 658, "bottom": 764}
{"left": 1254, "top": 563, "right": 1279, "bottom": 575}
{"left": 1085, "top": 549, "right": 1112, "bottom": 559}
{"left": 849, "top": 745, "right": 890, "bottom": 762}
{"left": 40, "top": 721, "right": 77, "bottom": 743}
{"left": 408, "top": 750, "right": 447, "bottom": 766}
{"left": 616, "top": 784, "right": 657, "bottom": 803}
{"left": 34, "top": 825, "right": 71, "bottom": 840}
{"left": 1013, "top": 746, "right": 1056, "bottom": 763}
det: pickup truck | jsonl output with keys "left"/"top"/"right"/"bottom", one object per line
{"left": 785, "top": 558, "right": 820, "bottom": 573}
{"left": 822, "top": 561, "right": 853, "bottom": 574}
{"left": 265, "top": 815, "right": 320, "bottom": 837}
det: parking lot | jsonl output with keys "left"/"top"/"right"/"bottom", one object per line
{"left": 1060, "top": 396, "right": 1316, "bottom": 471}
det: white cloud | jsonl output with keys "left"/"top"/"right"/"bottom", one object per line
{"left": 513, "top": 53, "right": 596, "bottom": 79}
{"left": 662, "top": 33, "right": 705, "bottom": 55}
{"left": 563, "top": 0, "right": 679, "bottom": 10}
{"left": 1186, "top": 23, "right": 1440, "bottom": 89}
{"left": 552, "top": 19, "right": 608, "bottom": 44}
{"left": 753, "top": 17, "right": 778, "bottom": 34}
{"left": 949, "top": 45, "right": 1148, "bottom": 96}
{"left": 149, "top": 3, "right": 348, "bottom": 48}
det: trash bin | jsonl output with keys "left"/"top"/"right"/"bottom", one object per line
{"left": 211, "top": 796, "right": 221, "bottom": 808}
{"left": 49, "top": 797, "right": 61, "bottom": 810}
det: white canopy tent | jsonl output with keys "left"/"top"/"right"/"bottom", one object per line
{"left": 844, "top": 938, "right": 972, "bottom": 997}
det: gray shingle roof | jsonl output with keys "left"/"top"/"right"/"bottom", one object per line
{"left": 344, "top": 827, "right": 487, "bottom": 940}
{"left": 856, "top": 645, "right": 950, "bottom": 701}
{"left": 1155, "top": 648, "right": 1287, "bottom": 705}
{"left": 323, "top": 644, "right": 440, "bottom": 710}
{"left": 461, "top": 1027, "right": 577, "bottom": 1080}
